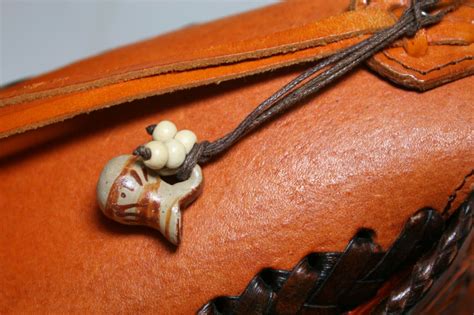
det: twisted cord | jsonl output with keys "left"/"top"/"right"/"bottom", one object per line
{"left": 176, "top": 0, "right": 453, "bottom": 180}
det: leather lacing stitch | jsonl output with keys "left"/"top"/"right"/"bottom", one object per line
{"left": 373, "top": 192, "right": 473, "bottom": 314}
{"left": 173, "top": 0, "right": 457, "bottom": 181}
{"left": 198, "top": 192, "right": 473, "bottom": 315}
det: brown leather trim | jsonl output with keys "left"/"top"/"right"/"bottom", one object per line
{"left": 198, "top": 192, "right": 473, "bottom": 314}
{"left": 373, "top": 193, "right": 473, "bottom": 314}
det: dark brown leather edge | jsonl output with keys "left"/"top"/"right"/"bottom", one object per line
{"left": 197, "top": 191, "right": 474, "bottom": 314}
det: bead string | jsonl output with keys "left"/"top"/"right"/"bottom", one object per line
{"left": 134, "top": 0, "right": 456, "bottom": 180}
{"left": 133, "top": 121, "right": 198, "bottom": 175}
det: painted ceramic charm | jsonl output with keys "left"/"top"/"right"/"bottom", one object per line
{"left": 97, "top": 154, "right": 203, "bottom": 245}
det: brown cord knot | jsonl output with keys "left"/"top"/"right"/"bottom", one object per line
{"left": 406, "top": 0, "right": 455, "bottom": 37}
{"left": 133, "top": 145, "right": 152, "bottom": 160}
{"left": 176, "top": 141, "right": 210, "bottom": 181}
{"left": 408, "top": 0, "right": 425, "bottom": 37}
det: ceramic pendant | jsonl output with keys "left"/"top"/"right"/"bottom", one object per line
{"left": 97, "top": 154, "right": 203, "bottom": 245}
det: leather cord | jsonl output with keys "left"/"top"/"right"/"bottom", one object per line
{"left": 173, "top": 0, "right": 456, "bottom": 181}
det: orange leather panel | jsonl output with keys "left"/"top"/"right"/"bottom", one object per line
{"left": 1, "top": 68, "right": 472, "bottom": 313}
{"left": 365, "top": 1, "right": 474, "bottom": 90}
{"left": 368, "top": 46, "right": 474, "bottom": 90}
{"left": 386, "top": 45, "right": 473, "bottom": 73}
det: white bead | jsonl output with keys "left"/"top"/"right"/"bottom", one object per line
{"left": 143, "top": 141, "right": 168, "bottom": 170}
{"left": 174, "top": 130, "right": 197, "bottom": 154}
{"left": 152, "top": 120, "right": 177, "bottom": 142}
{"left": 165, "top": 139, "right": 186, "bottom": 169}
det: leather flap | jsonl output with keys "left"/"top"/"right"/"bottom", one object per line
{"left": 0, "top": 0, "right": 472, "bottom": 139}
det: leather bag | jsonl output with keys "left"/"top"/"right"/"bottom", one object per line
{"left": 0, "top": 0, "right": 472, "bottom": 313}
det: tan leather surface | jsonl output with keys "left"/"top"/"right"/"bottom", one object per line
{"left": 1, "top": 67, "right": 472, "bottom": 313}
{"left": 1, "top": 0, "right": 472, "bottom": 139}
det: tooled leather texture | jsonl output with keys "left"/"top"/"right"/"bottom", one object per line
{"left": 0, "top": 0, "right": 472, "bottom": 138}
{"left": 197, "top": 192, "right": 473, "bottom": 315}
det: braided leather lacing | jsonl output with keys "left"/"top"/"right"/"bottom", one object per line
{"left": 198, "top": 192, "right": 473, "bottom": 315}
{"left": 373, "top": 193, "right": 473, "bottom": 314}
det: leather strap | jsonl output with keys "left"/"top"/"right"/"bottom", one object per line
{"left": 0, "top": 7, "right": 393, "bottom": 106}
{"left": 0, "top": 0, "right": 471, "bottom": 139}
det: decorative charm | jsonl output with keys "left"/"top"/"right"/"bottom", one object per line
{"left": 96, "top": 1, "right": 454, "bottom": 245}
{"left": 96, "top": 120, "right": 202, "bottom": 245}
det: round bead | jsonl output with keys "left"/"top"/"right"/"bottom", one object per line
{"left": 152, "top": 120, "right": 177, "bottom": 142}
{"left": 174, "top": 130, "right": 197, "bottom": 154}
{"left": 165, "top": 139, "right": 186, "bottom": 169}
{"left": 143, "top": 141, "right": 168, "bottom": 170}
